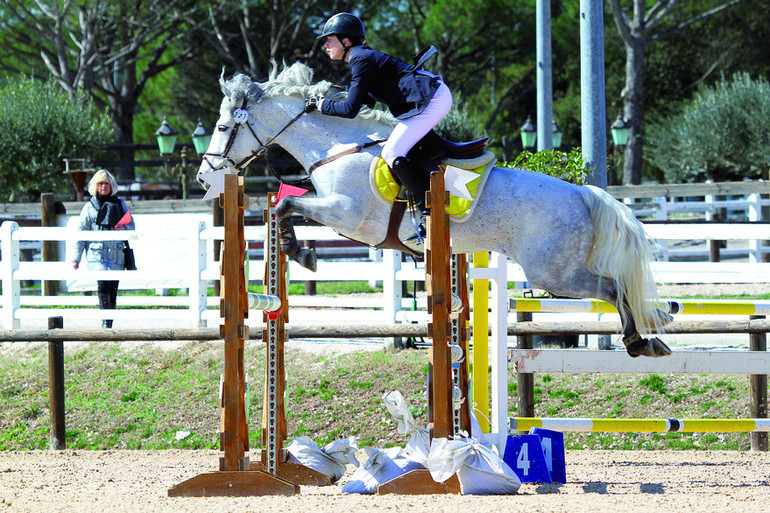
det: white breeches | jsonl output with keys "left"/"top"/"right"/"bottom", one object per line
{"left": 381, "top": 79, "right": 453, "bottom": 167}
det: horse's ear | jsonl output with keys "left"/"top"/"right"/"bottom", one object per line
{"left": 219, "top": 67, "right": 232, "bottom": 98}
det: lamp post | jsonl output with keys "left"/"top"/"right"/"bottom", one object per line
{"left": 155, "top": 117, "right": 178, "bottom": 156}
{"left": 610, "top": 112, "right": 630, "bottom": 147}
{"left": 552, "top": 121, "right": 563, "bottom": 149}
{"left": 155, "top": 117, "right": 212, "bottom": 199}
{"left": 191, "top": 118, "right": 212, "bottom": 156}
{"left": 520, "top": 116, "right": 537, "bottom": 150}
{"left": 609, "top": 112, "right": 630, "bottom": 185}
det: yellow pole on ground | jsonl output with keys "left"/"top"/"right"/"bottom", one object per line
{"left": 472, "top": 252, "right": 490, "bottom": 432}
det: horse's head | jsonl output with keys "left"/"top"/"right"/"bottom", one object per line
{"left": 196, "top": 63, "right": 327, "bottom": 188}
{"left": 196, "top": 62, "right": 396, "bottom": 190}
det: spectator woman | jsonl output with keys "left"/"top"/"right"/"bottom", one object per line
{"left": 71, "top": 169, "right": 135, "bottom": 328}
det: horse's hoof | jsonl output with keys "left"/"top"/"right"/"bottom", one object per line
{"left": 648, "top": 337, "right": 672, "bottom": 357}
{"left": 623, "top": 333, "right": 672, "bottom": 358}
{"left": 298, "top": 248, "right": 317, "bottom": 272}
{"left": 656, "top": 309, "right": 674, "bottom": 326}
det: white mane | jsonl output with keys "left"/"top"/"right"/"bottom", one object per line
{"left": 220, "top": 62, "right": 396, "bottom": 125}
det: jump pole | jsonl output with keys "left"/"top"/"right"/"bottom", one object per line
{"left": 169, "top": 175, "right": 300, "bottom": 496}
{"left": 510, "top": 417, "right": 770, "bottom": 433}
{"left": 378, "top": 170, "right": 471, "bottom": 495}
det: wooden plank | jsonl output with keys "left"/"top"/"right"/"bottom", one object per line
{"left": 426, "top": 171, "right": 453, "bottom": 441}
{"left": 221, "top": 173, "right": 245, "bottom": 471}
{"left": 510, "top": 349, "right": 770, "bottom": 374}
{"left": 607, "top": 180, "right": 770, "bottom": 199}
{"left": 167, "top": 470, "right": 298, "bottom": 497}
{"left": 377, "top": 469, "right": 461, "bottom": 495}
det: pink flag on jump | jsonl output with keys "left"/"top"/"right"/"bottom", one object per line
{"left": 277, "top": 183, "right": 309, "bottom": 203}
{"left": 115, "top": 210, "right": 132, "bottom": 228}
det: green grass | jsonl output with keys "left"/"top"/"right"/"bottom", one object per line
{"left": 1, "top": 341, "right": 764, "bottom": 452}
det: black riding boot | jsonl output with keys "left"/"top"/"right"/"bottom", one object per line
{"left": 98, "top": 280, "right": 117, "bottom": 328}
{"left": 391, "top": 157, "right": 429, "bottom": 242}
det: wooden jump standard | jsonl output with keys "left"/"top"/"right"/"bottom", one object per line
{"left": 169, "top": 175, "right": 324, "bottom": 497}
{"left": 377, "top": 170, "right": 472, "bottom": 495}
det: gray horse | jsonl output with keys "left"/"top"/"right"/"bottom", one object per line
{"left": 197, "top": 63, "right": 672, "bottom": 358}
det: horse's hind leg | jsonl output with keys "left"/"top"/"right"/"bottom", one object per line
{"left": 616, "top": 300, "right": 672, "bottom": 358}
{"left": 532, "top": 267, "right": 671, "bottom": 357}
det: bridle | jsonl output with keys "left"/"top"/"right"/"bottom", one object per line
{"left": 200, "top": 99, "right": 386, "bottom": 186}
{"left": 200, "top": 99, "right": 309, "bottom": 185}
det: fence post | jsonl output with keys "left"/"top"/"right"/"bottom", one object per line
{"left": 212, "top": 199, "right": 224, "bottom": 296}
{"left": 41, "top": 193, "right": 60, "bottom": 296}
{"left": 1, "top": 221, "right": 21, "bottom": 329}
{"left": 654, "top": 197, "right": 669, "bottom": 261}
{"left": 383, "top": 249, "right": 402, "bottom": 324}
{"left": 516, "top": 310, "right": 535, "bottom": 422}
{"left": 750, "top": 314, "right": 768, "bottom": 452}
{"left": 189, "top": 221, "right": 208, "bottom": 327}
{"left": 48, "top": 316, "right": 66, "bottom": 450}
{"left": 490, "top": 251, "right": 509, "bottom": 450}
{"left": 748, "top": 193, "right": 762, "bottom": 263}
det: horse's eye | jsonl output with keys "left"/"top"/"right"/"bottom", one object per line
{"left": 218, "top": 125, "right": 229, "bottom": 132}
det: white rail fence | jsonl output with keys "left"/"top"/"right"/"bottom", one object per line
{"left": 3, "top": 217, "right": 770, "bottom": 329}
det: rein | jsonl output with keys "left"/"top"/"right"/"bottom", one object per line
{"left": 201, "top": 99, "right": 386, "bottom": 186}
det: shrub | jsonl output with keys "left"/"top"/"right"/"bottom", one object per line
{"left": 646, "top": 73, "right": 770, "bottom": 183}
{"left": 501, "top": 147, "right": 588, "bottom": 185}
{"left": 0, "top": 77, "right": 113, "bottom": 201}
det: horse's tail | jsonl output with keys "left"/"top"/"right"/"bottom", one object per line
{"left": 579, "top": 185, "right": 665, "bottom": 334}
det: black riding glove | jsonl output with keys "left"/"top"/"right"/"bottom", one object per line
{"left": 305, "top": 95, "right": 322, "bottom": 113}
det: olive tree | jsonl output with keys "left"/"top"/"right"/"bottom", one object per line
{"left": 646, "top": 73, "right": 770, "bottom": 183}
{"left": 0, "top": 77, "right": 112, "bottom": 201}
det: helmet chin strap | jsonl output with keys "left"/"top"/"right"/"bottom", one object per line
{"left": 342, "top": 43, "right": 352, "bottom": 61}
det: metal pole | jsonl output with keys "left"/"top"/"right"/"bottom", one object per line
{"left": 536, "top": 0, "right": 553, "bottom": 151}
{"left": 579, "top": 0, "right": 608, "bottom": 188}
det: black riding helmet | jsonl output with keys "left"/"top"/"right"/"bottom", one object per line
{"left": 316, "top": 12, "right": 365, "bottom": 40}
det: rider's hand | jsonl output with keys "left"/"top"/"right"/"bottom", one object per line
{"left": 305, "top": 95, "right": 323, "bottom": 113}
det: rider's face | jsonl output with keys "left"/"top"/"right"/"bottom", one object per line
{"left": 324, "top": 35, "right": 347, "bottom": 61}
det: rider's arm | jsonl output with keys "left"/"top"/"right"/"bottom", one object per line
{"left": 320, "top": 52, "right": 375, "bottom": 119}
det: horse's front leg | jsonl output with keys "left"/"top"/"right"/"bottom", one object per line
{"left": 275, "top": 197, "right": 317, "bottom": 272}
{"left": 274, "top": 193, "right": 364, "bottom": 272}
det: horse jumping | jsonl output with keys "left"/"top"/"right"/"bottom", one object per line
{"left": 197, "top": 63, "right": 672, "bottom": 358}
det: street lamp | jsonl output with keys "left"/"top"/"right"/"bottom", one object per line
{"left": 155, "top": 117, "right": 212, "bottom": 199}
{"left": 154, "top": 117, "right": 178, "bottom": 155}
{"left": 611, "top": 112, "right": 630, "bottom": 147}
{"left": 552, "top": 121, "right": 563, "bottom": 149}
{"left": 191, "top": 118, "right": 213, "bottom": 156}
{"left": 520, "top": 115, "right": 537, "bottom": 149}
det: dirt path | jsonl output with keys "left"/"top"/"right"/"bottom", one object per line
{"left": 1, "top": 449, "right": 768, "bottom": 512}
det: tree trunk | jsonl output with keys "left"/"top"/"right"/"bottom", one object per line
{"left": 111, "top": 104, "right": 135, "bottom": 183}
{"left": 622, "top": 36, "right": 645, "bottom": 185}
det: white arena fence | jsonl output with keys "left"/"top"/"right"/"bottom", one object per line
{"left": 3, "top": 212, "right": 770, "bottom": 329}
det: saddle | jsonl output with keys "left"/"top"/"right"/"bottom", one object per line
{"left": 378, "top": 130, "right": 490, "bottom": 255}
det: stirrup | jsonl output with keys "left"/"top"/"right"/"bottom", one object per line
{"left": 405, "top": 212, "right": 427, "bottom": 243}
{"left": 405, "top": 223, "right": 426, "bottom": 243}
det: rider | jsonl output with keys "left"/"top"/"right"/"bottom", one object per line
{"left": 307, "top": 12, "right": 453, "bottom": 241}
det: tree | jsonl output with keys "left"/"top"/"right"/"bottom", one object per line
{"left": 0, "top": 0, "right": 216, "bottom": 181}
{"left": 607, "top": 0, "right": 745, "bottom": 185}
{"left": 0, "top": 76, "right": 113, "bottom": 201}
{"left": 646, "top": 73, "right": 770, "bottom": 184}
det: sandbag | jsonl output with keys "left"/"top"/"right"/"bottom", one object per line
{"left": 428, "top": 437, "right": 520, "bottom": 495}
{"left": 382, "top": 390, "right": 430, "bottom": 465}
{"left": 341, "top": 446, "right": 423, "bottom": 494}
{"left": 286, "top": 436, "right": 358, "bottom": 483}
